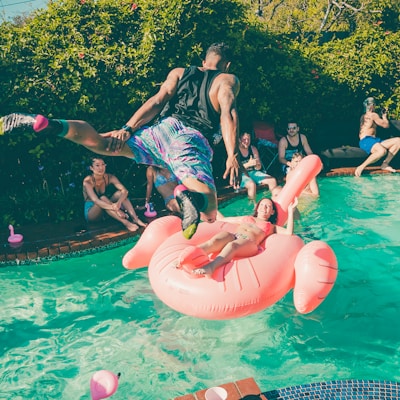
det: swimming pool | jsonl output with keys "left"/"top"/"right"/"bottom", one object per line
{"left": 1, "top": 174, "right": 399, "bottom": 399}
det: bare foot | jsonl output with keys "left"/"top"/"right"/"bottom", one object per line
{"left": 125, "top": 221, "right": 139, "bottom": 232}
{"left": 354, "top": 165, "right": 364, "bottom": 177}
{"left": 381, "top": 164, "right": 397, "bottom": 173}
{"left": 136, "top": 219, "right": 148, "bottom": 228}
{"left": 192, "top": 266, "right": 213, "bottom": 278}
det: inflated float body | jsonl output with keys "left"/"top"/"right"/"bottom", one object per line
{"left": 123, "top": 155, "right": 338, "bottom": 320}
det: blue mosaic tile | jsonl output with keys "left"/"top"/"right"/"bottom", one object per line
{"left": 261, "top": 379, "right": 400, "bottom": 400}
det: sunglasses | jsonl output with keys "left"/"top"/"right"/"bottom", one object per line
{"left": 287, "top": 126, "right": 297, "bottom": 130}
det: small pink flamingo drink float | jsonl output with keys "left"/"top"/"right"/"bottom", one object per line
{"left": 8, "top": 224, "right": 23, "bottom": 247}
{"left": 144, "top": 202, "right": 157, "bottom": 218}
{"left": 90, "top": 370, "right": 120, "bottom": 400}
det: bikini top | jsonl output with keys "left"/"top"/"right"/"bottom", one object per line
{"left": 241, "top": 216, "right": 272, "bottom": 234}
{"left": 154, "top": 170, "right": 176, "bottom": 188}
{"left": 83, "top": 174, "right": 113, "bottom": 201}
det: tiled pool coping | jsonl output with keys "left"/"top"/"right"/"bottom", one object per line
{"left": 173, "top": 378, "right": 400, "bottom": 399}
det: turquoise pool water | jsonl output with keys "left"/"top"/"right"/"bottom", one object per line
{"left": 1, "top": 174, "right": 400, "bottom": 399}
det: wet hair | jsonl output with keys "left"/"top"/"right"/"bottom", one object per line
{"left": 240, "top": 131, "right": 251, "bottom": 139}
{"left": 363, "top": 97, "right": 375, "bottom": 112}
{"left": 253, "top": 198, "right": 277, "bottom": 224}
{"left": 291, "top": 152, "right": 303, "bottom": 161}
{"left": 90, "top": 156, "right": 105, "bottom": 165}
{"left": 206, "top": 43, "right": 233, "bottom": 63}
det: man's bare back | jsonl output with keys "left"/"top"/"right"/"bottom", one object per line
{"left": 359, "top": 111, "right": 378, "bottom": 139}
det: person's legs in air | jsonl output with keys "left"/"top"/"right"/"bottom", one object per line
{"left": 0, "top": 113, "right": 134, "bottom": 157}
{"left": 141, "top": 117, "right": 217, "bottom": 239}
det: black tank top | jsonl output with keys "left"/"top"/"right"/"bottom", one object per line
{"left": 160, "top": 66, "right": 221, "bottom": 139}
{"left": 285, "top": 135, "right": 305, "bottom": 161}
{"left": 239, "top": 146, "right": 255, "bottom": 171}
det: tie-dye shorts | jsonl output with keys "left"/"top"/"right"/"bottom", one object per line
{"left": 126, "top": 117, "right": 216, "bottom": 191}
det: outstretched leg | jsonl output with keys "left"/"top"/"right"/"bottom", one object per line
{"left": 193, "top": 237, "right": 259, "bottom": 277}
{"left": 0, "top": 113, "right": 134, "bottom": 158}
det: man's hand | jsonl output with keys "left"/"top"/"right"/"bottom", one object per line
{"left": 223, "top": 154, "right": 242, "bottom": 189}
{"left": 245, "top": 157, "right": 257, "bottom": 168}
{"left": 100, "top": 129, "right": 131, "bottom": 153}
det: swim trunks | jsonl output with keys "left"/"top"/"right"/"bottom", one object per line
{"left": 126, "top": 117, "right": 216, "bottom": 191}
{"left": 359, "top": 136, "right": 382, "bottom": 154}
{"left": 240, "top": 170, "right": 272, "bottom": 188}
{"left": 84, "top": 201, "right": 95, "bottom": 221}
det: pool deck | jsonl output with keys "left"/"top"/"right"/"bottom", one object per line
{"left": 171, "top": 377, "right": 400, "bottom": 399}
{"left": 1, "top": 165, "right": 397, "bottom": 266}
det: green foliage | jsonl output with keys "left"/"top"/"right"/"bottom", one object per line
{"left": 0, "top": 0, "right": 399, "bottom": 226}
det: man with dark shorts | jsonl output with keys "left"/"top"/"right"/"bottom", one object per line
{"left": 355, "top": 97, "right": 400, "bottom": 177}
{"left": 0, "top": 43, "right": 242, "bottom": 239}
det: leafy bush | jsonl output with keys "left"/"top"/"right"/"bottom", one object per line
{"left": 1, "top": 0, "right": 399, "bottom": 226}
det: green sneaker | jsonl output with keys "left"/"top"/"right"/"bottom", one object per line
{"left": 174, "top": 185, "right": 200, "bottom": 240}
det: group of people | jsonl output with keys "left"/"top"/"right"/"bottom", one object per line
{"left": 82, "top": 121, "right": 317, "bottom": 233}
{"left": 1, "top": 41, "right": 398, "bottom": 245}
{"left": 1, "top": 43, "right": 238, "bottom": 240}
{"left": 238, "top": 120, "right": 319, "bottom": 202}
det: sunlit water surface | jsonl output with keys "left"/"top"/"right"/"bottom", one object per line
{"left": 1, "top": 174, "right": 400, "bottom": 399}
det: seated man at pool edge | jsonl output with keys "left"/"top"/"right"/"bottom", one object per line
{"left": 355, "top": 97, "right": 400, "bottom": 177}
{"left": 0, "top": 42, "right": 241, "bottom": 240}
{"left": 177, "top": 197, "right": 297, "bottom": 278}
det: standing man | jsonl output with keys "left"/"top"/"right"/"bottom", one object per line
{"left": 278, "top": 122, "right": 314, "bottom": 174}
{"left": 0, "top": 43, "right": 241, "bottom": 239}
{"left": 355, "top": 97, "right": 400, "bottom": 177}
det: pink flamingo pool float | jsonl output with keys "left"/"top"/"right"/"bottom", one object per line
{"left": 8, "top": 225, "right": 23, "bottom": 246}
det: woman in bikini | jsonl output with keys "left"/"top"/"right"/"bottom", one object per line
{"left": 83, "top": 157, "right": 147, "bottom": 231}
{"left": 177, "top": 197, "right": 297, "bottom": 277}
{"left": 145, "top": 166, "right": 180, "bottom": 213}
